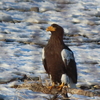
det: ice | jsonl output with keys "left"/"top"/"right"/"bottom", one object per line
{"left": 0, "top": 0, "right": 100, "bottom": 99}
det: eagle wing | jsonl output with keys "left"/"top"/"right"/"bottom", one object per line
{"left": 42, "top": 48, "right": 49, "bottom": 74}
{"left": 61, "top": 49, "right": 77, "bottom": 83}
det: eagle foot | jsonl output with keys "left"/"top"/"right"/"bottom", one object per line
{"left": 47, "top": 82, "right": 56, "bottom": 90}
{"left": 57, "top": 83, "right": 65, "bottom": 91}
{"left": 47, "top": 86, "right": 55, "bottom": 90}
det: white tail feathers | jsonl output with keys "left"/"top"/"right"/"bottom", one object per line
{"left": 61, "top": 74, "right": 77, "bottom": 89}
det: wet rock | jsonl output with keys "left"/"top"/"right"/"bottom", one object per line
{"left": 30, "top": 7, "right": 39, "bottom": 12}
{"left": 40, "top": 26, "right": 46, "bottom": 30}
{"left": 6, "top": 7, "right": 30, "bottom": 12}
{"left": 97, "top": 41, "right": 100, "bottom": 45}
{"left": 16, "top": 38, "right": 34, "bottom": 44}
{"left": 79, "top": 85, "right": 91, "bottom": 90}
{"left": 13, "top": 20, "right": 22, "bottom": 23}
{"left": 0, "top": 13, "right": 15, "bottom": 23}
{"left": 92, "top": 85, "right": 100, "bottom": 89}
{"left": 83, "top": 61, "right": 98, "bottom": 65}
{"left": 0, "top": 95, "right": 6, "bottom": 100}
{"left": 26, "top": 76, "right": 39, "bottom": 81}
{"left": 79, "top": 83, "right": 100, "bottom": 91}
{"left": 5, "top": 39, "right": 16, "bottom": 42}
{"left": 95, "top": 12, "right": 100, "bottom": 17}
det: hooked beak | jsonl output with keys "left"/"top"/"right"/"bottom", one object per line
{"left": 46, "top": 26, "right": 56, "bottom": 31}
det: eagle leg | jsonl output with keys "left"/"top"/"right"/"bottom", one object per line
{"left": 47, "top": 82, "right": 55, "bottom": 90}
{"left": 57, "top": 82, "right": 66, "bottom": 90}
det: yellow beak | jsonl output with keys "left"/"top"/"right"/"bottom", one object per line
{"left": 46, "top": 26, "right": 56, "bottom": 31}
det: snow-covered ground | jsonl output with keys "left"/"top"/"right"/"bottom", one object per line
{"left": 0, "top": 0, "right": 100, "bottom": 99}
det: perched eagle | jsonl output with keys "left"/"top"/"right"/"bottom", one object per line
{"left": 42, "top": 24, "right": 77, "bottom": 89}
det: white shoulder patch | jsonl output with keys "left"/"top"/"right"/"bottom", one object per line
{"left": 42, "top": 47, "right": 45, "bottom": 59}
{"left": 61, "top": 49, "right": 74, "bottom": 65}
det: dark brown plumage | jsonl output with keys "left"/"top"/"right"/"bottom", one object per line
{"left": 42, "top": 24, "right": 77, "bottom": 88}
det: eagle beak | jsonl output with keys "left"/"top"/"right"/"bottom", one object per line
{"left": 46, "top": 26, "right": 56, "bottom": 31}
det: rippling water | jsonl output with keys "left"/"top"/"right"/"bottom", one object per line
{"left": 0, "top": 0, "right": 100, "bottom": 99}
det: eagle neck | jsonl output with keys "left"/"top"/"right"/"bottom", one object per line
{"left": 48, "top": 33, "right": 64, "bottom": 46}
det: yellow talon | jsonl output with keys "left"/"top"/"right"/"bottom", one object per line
{"left": 47, "top": 82, "right": 55, "bottom": 90}
{"left": 57, "top": 83, "right": 64, "bottom": 90}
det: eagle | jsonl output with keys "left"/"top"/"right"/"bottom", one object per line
{"left": 42, "top": 24, "right": 77, "bottom": 89}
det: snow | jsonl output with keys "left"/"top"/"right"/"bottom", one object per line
{"left": 0, "top": 0, "right": 100, "bottom": 99}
